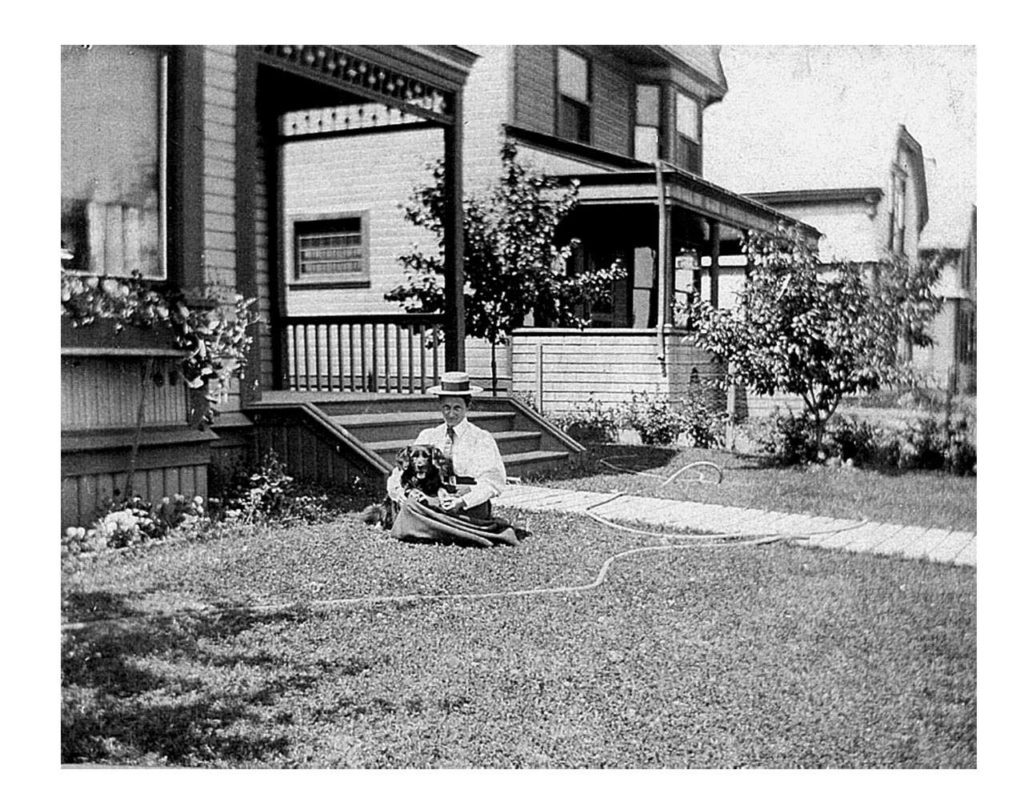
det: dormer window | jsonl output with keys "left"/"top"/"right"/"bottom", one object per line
{"left": 674, "top": 91, "right": 701, "bottom": 173}
{"left": 557, "top": 47, "right": 590, "bottom": 144}
{"left": 634, "top": 84, "right": 660, "bottom": 162}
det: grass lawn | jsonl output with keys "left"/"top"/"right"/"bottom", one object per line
{"left": 62, "top": 508, "right": 976, "bottom": 768}
{"left": 532, "top": 445, "right": 976, "bottom": 532}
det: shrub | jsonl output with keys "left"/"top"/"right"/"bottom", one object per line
{"left": 943, "top": 413, "right": 977, "bottom": 477}
{"left": 62, "top": 493, "right": 208, "bottom": 558}
{"left": 209, "top": 451, "right": 335, "bottom": 527}
{"left": 748, "top": 409, "right": 977, "bottom": 475}
{"left": 677, "top": 388, "right": 729, "bottom": 449}
{"left": 751, "top": 410, "right": 818, "bottom": 465}
{"left": 895, "top": 416, "right": 947, "bottom": 471}
{"left": 552, "top": 396, "right": 620, "bottom": 444}
{"left": 61, "top": 451, "right": 346, "bottom": 560}
{"left": 825, "top": 414, "right": 877, "bottom": 465}
{"left": 619, "top": 392, "right": 684, "bottom": 447}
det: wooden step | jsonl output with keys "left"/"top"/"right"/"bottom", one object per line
{"left": 503, "top": 449, "right": 571, "bottom": 479}
{"left": 370, "top": 430, "right": 542, "bottom": 462}
{"left": 330, "top": 410, "right": 516, "bottom": 442}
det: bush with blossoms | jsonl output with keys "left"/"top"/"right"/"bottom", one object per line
{"left": 61, "top": 452, "right": 348, "bottom": 561}
{"left": 62, "top": 493, "right": 208, "bottom": 558}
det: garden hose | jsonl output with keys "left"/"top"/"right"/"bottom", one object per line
{"left": 598, "top": 458, "right": 724, "bottom": 485}
{"left": 62, "top": 459, "right": 870, "bottom": 630}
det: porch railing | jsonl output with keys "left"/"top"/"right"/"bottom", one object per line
{"left": 282, "top": 314, "right": 443, "bottom": 393}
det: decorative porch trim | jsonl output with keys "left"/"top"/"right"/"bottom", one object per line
{"left": 254, "top": 46, "right": 462, "bottom": 125}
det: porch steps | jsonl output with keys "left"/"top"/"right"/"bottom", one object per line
{"left": 370, "top": 430, "right": 543, "bottom": 462}
{"left": 249, "top": 391, "right": 584, "bottom": 486}
{"left": 328, "top": 404, "right": 571, "bottom": 479}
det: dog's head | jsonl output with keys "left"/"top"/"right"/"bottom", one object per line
{"left": 396, "top": 444, "right": 453, "bottom": 494}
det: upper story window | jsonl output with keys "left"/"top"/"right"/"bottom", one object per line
{"left": 889, "top": 171, "right": 907, "bottom": 255}
{"left": 292, "top": 213, "right": 370, "bottom": 286}
{"left": 61, "top": 45, "right": 167, "bottom": 279}
{"left": 674, "top": 91, "right": 701, "bottom": 174}
{"left": 634, "top": 84, "right": 660, "bottom": 162}
{"left": 557, "top": 47, "right": 590, "bottom": 144}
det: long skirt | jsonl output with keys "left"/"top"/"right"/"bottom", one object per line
{"left": 390, "top": 497, "right": 519, "bottom": 547}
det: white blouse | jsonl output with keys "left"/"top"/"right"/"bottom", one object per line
{"left": 386, "top": 418, "right": 507, "bottom": 510}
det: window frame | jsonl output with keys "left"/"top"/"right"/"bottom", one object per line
{"left": 633, "top": 83, "right": 661, "bottom": 162}
{"left": 60, "top": 45, "right": 171, "bottom": 281}
{"left": 288, "top": 211, "right": 372, "bottom": 289}
{"left": 673, "top": 89, "right": 702, "bottom": 174}
{"left": 556, "top": 47, "right": 591, "bottom": 145}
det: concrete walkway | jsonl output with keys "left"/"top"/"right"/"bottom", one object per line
{"left": 494, "top": 485, "right": 976, "bottom": 568}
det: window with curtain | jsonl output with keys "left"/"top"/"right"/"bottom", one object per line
{"left": 634, "top": 84, "right": 660, "bottom": 162}
{"left": 557, "top": 47, "right": 590, "bottom": 144}
{"left": 61, "top": 45, "right": 168, "bottom": 279}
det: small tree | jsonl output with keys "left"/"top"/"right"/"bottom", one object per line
{"left": 386, "top": 141, "right": 625, "bottom": 391}
{"left": 689, "top": 223, "right": 942, "bottom": 457}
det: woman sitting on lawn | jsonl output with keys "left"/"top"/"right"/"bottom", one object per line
{"left": 386, "top": 371, "right": 519, "bottom": 546}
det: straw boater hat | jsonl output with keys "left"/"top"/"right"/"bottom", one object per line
{"left": 426, "top": 371, "right": 484, "bottom": 397}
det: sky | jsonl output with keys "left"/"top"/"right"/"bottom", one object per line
{"left": 702, "top": 45, "right": 976, "bottom": 248}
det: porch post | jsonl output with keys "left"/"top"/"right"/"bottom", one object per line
{"left": 662, "top": 205, "right": 676, "bottom": 329}
{"left": 169, "top": 46, "right": 206, "bottom": 297}
{"left": 442, "top": 91, "right": 466, "bottom": 371}
{"left": 709, "top": 219, "right": 721, "bottom": 309}
{"left": 234, "top": 45, "right": 261, "bottom": 404}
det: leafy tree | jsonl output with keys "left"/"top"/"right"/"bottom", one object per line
{"left": 386, "top": 141, "right": 625, "bottom": 391}
{"left": 688, "top": 223, "right": 942, "bottom": 457}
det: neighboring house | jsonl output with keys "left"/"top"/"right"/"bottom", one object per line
{"left": 744, "top": 124, "right": 973, "bottom": 395}
{"left": 919, "top": 206, "right": 977, "bottom": 394}
{"left": 62, "top": 45, "right": 587, "bottom": 531}
{"left": 280, "top": 45, "right": 813, "bottom": 415}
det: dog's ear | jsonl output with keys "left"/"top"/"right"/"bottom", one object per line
{"left": 395, "top": 447, "right": 411, "bottom": 472}
{"left": 430, "top": 446, "right": 453, "bottom": 481}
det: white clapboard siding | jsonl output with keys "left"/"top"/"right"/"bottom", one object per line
{"left": 510, "top": 329, "right": 731, "bottom": 415}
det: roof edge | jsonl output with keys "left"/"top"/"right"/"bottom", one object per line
{"left": 747, "top": 187, "right": 884, "bottom": 206}
{"left": 896, "top": 124, "right": 929, "bottom": 233}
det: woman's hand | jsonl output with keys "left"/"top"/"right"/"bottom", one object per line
{"left": 440, "top": 496, "right": 466, "bottom": 513}
{"left": 406, "top": 488, "right": 427, "bottom": 503}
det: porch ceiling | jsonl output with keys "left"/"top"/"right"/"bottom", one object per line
{"left": 570, "top": 166, "right": 820, "bottom": 238}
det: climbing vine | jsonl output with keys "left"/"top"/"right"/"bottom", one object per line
{"left": 61, "top": 270, "right": 259, "bottom": 427}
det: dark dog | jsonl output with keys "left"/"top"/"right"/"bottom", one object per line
{"left": 360, "top": 444, "right": 455, "bottom": 528}
{"left": 398, "top": 444, "right": 455, "bottom": 498}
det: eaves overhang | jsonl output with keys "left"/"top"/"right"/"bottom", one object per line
{"left": 568, "top": 166, "right": 820, "bottom": 240}
{"left": 747, "top": 187, "right": 884, "bottom": 207}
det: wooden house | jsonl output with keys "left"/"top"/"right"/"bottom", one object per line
{"left": 61, "top": 45, "right": 586, "bottom": 531}
{"left": 277, "top": 45, "right": 813, "bottom": 417}
{"left": 744, "top": 125, "right": 974, "bottom": 395}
